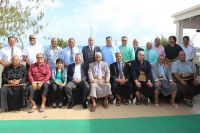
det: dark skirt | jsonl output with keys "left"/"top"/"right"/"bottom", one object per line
{"left": 1, "top": 85, "right": 26, "bottom": 110}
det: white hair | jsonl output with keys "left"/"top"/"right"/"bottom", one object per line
{"left": 95, "top": 52, "right": 102, "bottom": 58}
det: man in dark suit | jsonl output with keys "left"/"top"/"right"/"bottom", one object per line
{"left": 110, "top": 52, "right": 132, "bottom": 106}
{"left": 82, "top": 37, "right": 101, "bottom": 66}
{"left": 131, "top": 51, "right": 154, "bottom": 105}
{"left": 132, "top": 39, "right": 144, "bottom": 59}
{"left": 64, "top": 53, "right": 90, "bottom": 109}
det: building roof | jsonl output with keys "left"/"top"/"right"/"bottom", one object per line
{"left": 172, "top": 4, "right": 200, "bottom": 22}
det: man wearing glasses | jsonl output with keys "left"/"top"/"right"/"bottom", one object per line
{"left": 26, "top": 53, "right": 51, "bottom": 113}
{"left": 22, "top": 35, "right": 44, "bottom": 67}
{"left": 118, "top": 36, "right": 135, "bottom": 62}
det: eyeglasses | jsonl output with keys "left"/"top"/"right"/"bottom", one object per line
{"left": 36, "top": 57, "right": 43, "bottom": 59}
{"left": 29, "top": 38, "right": 35, "bottom": 40}
{"left": 122, "top": 40, "right": 127, "bottom": 41}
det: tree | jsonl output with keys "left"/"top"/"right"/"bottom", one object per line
{"left": 160, "top": 35, "right": 168, "bottom": 47}
{"left": 0, "top": 0, "right": 52, "bottom": 44}
{"left": 57, "top": 38, "right": 68, "bottom": 48}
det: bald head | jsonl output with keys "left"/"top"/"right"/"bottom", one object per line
{"left": 88, "top": 37, "right": 94, "bottom": 46}
{"left": 178, "top": 51, "right": 186, "bottom": 62}
{"left": 133, "top": 39, "right": 139, "bottom": 47}
{"left": 137, "top": 51, "right": 145, "bottom": 61}
{"left": 11, "top": 55, "right": 20, "bottom": 67}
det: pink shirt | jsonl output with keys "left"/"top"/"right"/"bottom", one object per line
{"left": 153, "top": 45, "right": 166, "bottom": 56}
{"left": 28, "top": 62, "right": 51, "bottom": 83}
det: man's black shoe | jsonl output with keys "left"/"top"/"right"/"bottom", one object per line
{"left": 68, "top": 102, "right": 75, "bottom": 109}
{"left": 82, "top": 103, "right": 87, "bottom": 109}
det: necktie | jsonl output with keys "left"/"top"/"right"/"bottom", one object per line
{"left": 70, "top": 48, "right": 73, "bottom": 62}
{"left": 118, "top": 62, "right": 123, "bottom": 73}
{"left": 11, "top": 47, "right": 14, "bottom": 57}
{"left": 90, "top": 47, "right": 92, "bottom": 51}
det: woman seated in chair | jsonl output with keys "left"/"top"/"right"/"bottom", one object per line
{"left": 51, "top": 58, "right": 67, "bottom": 108}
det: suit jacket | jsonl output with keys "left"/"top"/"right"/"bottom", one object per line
{"left": 130, "top": 60, "right": 153, "bottom": 81}
{"left": 152, "top": 63, "right": 173, "bottom": 81}
{"left": 82, "top": 45, "right": 101, "bottom": 64}
{"left": 110, "top": 62, "right": 130, "bottom": 82}
{"left": 67, "top": 63, "right": 88, "bottom": 82}
{"left": 88, "top": 61, "right": 110, "bottom": 82}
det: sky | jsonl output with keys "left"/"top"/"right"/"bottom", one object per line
{"left": 2, "top": 0, "right": 200, "bottom": 47}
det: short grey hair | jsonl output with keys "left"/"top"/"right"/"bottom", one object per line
{"left": 138, "top": 50, "right": 144, "bottom": 56}
{"left": 95, "top": 52, "right": 102, "bottom": 58}
{"left": 75, "top": 53, "right": 82, "bottom": 58}
{"left": 36, "top": 53, "right": 44, "bottom": 58}
{"left": 11, "top": 55, "right": 20, "bottom": 61}
{"left": 115, "top": 52, "right": 122, "bottom": 57}
{"left": 51, "top": 37, "right": 57, "bottom": 42}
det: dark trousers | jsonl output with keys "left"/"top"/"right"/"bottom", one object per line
{"left": 51, "top": 83, "right": 65, "bottom": 103}
{"left": 1, "top": 85, "right": 26, "bottom": 110}
{"left": 64, "top": 81, "right": 90, "bottom": 104}
{"left": 26, "top": 82, "right": 49, "bottom": 101}
{"left": 177, "top": 79, "right": 200, "bottom": 100}
{"left": 135, "top": 81, "right": 154, "bottom": 98}
{"left": 111, "top": 81, "right": 132, "bottom": 99}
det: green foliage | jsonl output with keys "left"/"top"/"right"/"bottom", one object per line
{"left": 57, "top": 38, "right": 68, "bottom": 48}
{"left": 160, "top": 35, "right": 168, "bottom": 47}
{"left": 0, "top": 0, "right": 53, "bottom": 43}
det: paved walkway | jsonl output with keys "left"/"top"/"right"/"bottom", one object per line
{"left": 0, "top": 94, "right": 200, "bottom": 120}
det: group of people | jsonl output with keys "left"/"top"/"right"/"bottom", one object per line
{"left": 0, "top": 34, "right": 199, "bottom": 113}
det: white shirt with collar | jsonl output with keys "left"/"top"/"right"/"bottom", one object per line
{"left": 0, "top": 45, "right": 22, "bottom": 62}
{"left": 89, "top": 45, "right": 95, "bottom": 51}
{"left": 73, "top": 63, "right": 81, "bottom": 80}
{"left": 95, "top": 62, "right": 102, "bottom": 77}
{"left": 180, "top": 44, "right": 196, "bottom": 61}
{"left": 22, "top": 43, "right": 44, "bottom": 64}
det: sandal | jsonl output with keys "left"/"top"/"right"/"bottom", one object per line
{"left": 90, "top": 105, "right": 96, "bottom": 112}
{"left": 154, "top": 103, "right": 160, "bottom": 108}
{"left": 172, "top": 103, "right": 178, "bottom": 108}
{"left": 28, "top": 106, "right": 37, "bottom": 113}
{"left": 103, "top": 102, "right": 109, "bottom": 109}
{"left": 39, "top": 107, "right": 45, "bottom": 112}
{"left": 115, "top": 98, "right": 121, "bottom": 106}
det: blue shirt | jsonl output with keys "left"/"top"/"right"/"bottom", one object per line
{"left": 60, "top": 46, "right": 80, "bottom": 65}
{"left": 45, "top": 46, "right": 62, "bottom": 69}
{"left": 144, "top": 48, "right": 158, "bottom": 65}
{"left": 171, "top": 60, "right": 196, "bottom": 74}
{"left": 101, "top": 45, "right": 120, "bottom": 65}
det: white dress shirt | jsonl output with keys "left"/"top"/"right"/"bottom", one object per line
{"left": 180, "top": 44, "right": 196, "bottom": 61}
{"left": 0, "top": 45, "right": 22, "bottom": 61}
{"left": 22, "top": 43, "right": 44, "bottom": 64}
{"left": 73, "top": 64, "right": 81, "bottom": 80}
{"left": 95, "top": 62, "right": 102, "bottom": 77}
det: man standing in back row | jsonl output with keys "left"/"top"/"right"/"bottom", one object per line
{"left": 118, "top": 36, "right": 135, "bottom": 62}
{"left": 82, "top": 37, "right": 101, "bottom": 68}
